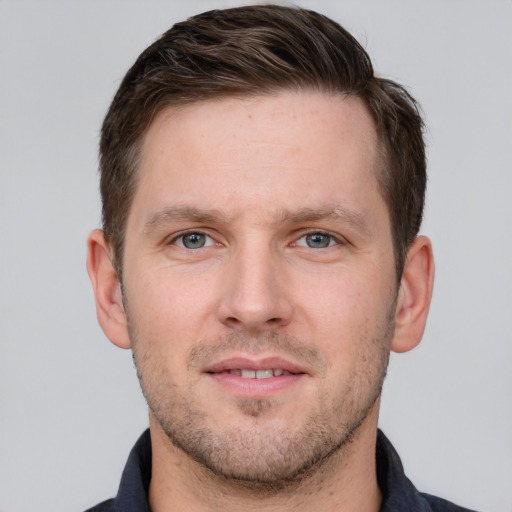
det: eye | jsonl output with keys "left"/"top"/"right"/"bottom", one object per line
{"left": 295, "top": 232, "right": 338, "bottom": 249}
{"left": 174, "top": 232, "right": 214, "bottom": 249}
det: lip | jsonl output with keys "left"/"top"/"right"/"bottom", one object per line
{"left": 204, "top": 356, "right": 308, "bottom": 375}
{"left": 203, "top": 356, "right": 308, "bottom": 398}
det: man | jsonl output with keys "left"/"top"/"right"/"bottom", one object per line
{"left": 85, "top": 4, "right": 474, "bottom": 511}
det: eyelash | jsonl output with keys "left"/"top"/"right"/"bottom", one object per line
{"left": 293, "top": 230, "right": 342, "bottom": 249}
{"left": 170, "top": 230, "right": 216, "bottom": 249}
{"left": 168, "top": 229, "right": 343, "bottom": 250}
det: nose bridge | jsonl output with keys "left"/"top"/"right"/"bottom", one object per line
{"left": 218, "top": 235, "right": 291, "bottom": 331}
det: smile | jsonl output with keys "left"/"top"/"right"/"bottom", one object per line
{"left": 204, "top": 359, "right": 307, "bottom": 397}
{"left": 220, "top": 369, "right": 292, "bottom": 379}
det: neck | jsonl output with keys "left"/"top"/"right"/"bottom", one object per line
{"left": 148, "top": 406, "right": 382, "bottom": 512}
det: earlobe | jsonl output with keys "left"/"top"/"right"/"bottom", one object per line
{"left": 86, "top": 229, "right": 131, "bottom": 349}
{"left": 391, "top": 236, "right": 435, "bottom": 354}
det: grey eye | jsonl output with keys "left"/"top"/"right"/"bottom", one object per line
{"left": 179, "top": 233, "right": 208, "bottom": 249}
{"left": 305, "top": 233, "right": 333, "bottom": 248}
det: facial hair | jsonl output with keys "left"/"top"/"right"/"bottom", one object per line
{"left": 129, "top": 306, "right": 395, "bottom": 489}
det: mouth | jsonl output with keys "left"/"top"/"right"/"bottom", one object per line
{"left": 203, "top": 357, "right": 308, "bottom": 397}
{"left": 204, "top": 356, "right": 307, "bottom": 376}
{"left": 209, "top": 368, "right": 296, "bottom": 379}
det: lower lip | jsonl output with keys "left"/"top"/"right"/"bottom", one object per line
{"left": 207, "top": 372, "right": 305, "bottom": 397}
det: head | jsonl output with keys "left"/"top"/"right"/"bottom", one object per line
{"left": 99, "top": 4, "right": 426, "bottom": 283}
{"left": 88, "top": 4, "right": 434, "bottom": 491}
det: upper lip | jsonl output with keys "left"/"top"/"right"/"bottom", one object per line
{"left": 204, "top": 356, "right": 307, "bottom": 375}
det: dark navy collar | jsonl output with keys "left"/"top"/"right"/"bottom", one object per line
{"left": 85, "top": 429, "right": 476, "bottom": 512}
{"left": 376, "top": 430, "right": 432, "bottom": 511}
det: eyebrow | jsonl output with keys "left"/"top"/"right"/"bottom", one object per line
{"left": 144, "top": 204, "right": 372, "bottom": 235}
{"left": 274, "top": 206, "right": 371, "bottom": 234}
{"left": 144, "top": 206, "right": 234, "bottom": 232}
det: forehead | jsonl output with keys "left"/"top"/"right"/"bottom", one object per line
{"left": 131, "top": 91, "right": 382, "bottom": 226}
{"left": 145, "top": 90, "right": 377, "bottom": 150}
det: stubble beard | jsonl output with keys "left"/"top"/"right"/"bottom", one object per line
{"left": 129, "top": 316, "right": 394, "bottom": 490}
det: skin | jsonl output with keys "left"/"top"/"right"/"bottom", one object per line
{"left": 87, "top": 90, "right": 434, "bottom": 512}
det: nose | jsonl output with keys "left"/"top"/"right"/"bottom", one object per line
{"left": 217, "top": 243, "right": 293, "bottom": 333}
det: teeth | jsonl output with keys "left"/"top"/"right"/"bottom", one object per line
{"left": 256, "top": 369, "right": 273, "bottom": 379}
{"left": 228, "top": 369, "right": 289, "bottom": 379}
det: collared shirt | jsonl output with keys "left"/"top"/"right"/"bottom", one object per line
{"left": 84, "top": 429, "right": 478, "bottom": 512}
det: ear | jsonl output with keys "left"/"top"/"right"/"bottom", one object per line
{"left": 391, "top": 235, "right": 435, "bottom": 353}
{"left": 86, "top": 229, "right": 131, "bottom": 349}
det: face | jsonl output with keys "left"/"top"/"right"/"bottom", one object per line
{"left": 122, "top": 91, "right": 398, "bottom": 483}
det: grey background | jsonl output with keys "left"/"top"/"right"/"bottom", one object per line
{"left": 1, "top": 1, "right": 511, "bottom": 511}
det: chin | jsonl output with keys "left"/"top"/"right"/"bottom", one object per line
{"left": 154, "top": 393, "right": 376, "bottom": 489}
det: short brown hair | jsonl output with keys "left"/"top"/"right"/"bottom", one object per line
{"left": 99, "top": 4, "right": 426, "bottom": 280}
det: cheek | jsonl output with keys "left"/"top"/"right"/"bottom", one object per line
{"left": 128, "top": 263, "right": 218, "bottom": 322}
{"left": 294, "top": 270, "right": 367, "bottom": 321}
{"left": 124, "top": 269, "right": 218, "bottom": 372}
{"left": 295, "top": 269, "right": 394, "bottom": 351}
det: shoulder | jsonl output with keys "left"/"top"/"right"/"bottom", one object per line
{"left": 421, "top": 493, "right": 480, "bottom": 512}
{"left": 376, "top": 430, "right": 481, "bottom": 512}
{"left": 83, "top": 498, "right": 115, "bottom": 512}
